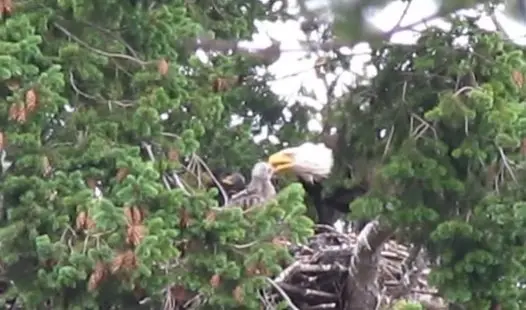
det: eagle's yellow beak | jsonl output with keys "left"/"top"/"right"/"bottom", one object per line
{"left": 268, "top": 152, "right": 295, "bottom": 173}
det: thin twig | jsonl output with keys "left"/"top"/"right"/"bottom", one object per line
{"left": 54, "top": 22, "right": 148, "bottom": 67}
{"left": 69, "top": 71, "right": 134, "bottom": 107}
{"left": 411, "top": 113, "right": 438, "bottom": 140}
{"left": 453, "top": 86, "right": 474, "bottom": 97}
{"left": 141, "top": 141, "right": 191, "bottom": 194}
{"left": 76, "top": 19, "right": 140, "bottom": 58}
{"left": 191, "top": 153, "right": 229, "bottom": 205}
{"left": 69, "top": 71, "right": 96, "bottom": 100}
{"left": 498, "top": 147, "right": 518, "bottom": 183}
{"left": 170, "top": 171, "right": 192, "bottom": 195}
{"left": 391, "top": 0, "right": 413, "bottom": 34}
{"left": 266, "top": 278, "right": 300, "bottom": 310}
{"left": 383, "top": 125, "right": 395, "bottom": 158}
{"left": 229, "top": 240, "right": 259, "bottom": 249}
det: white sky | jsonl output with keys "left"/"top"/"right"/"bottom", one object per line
{"left": 233, "top": 0, "right": 526, "bottom": 143}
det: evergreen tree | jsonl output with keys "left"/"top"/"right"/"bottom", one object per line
{"left": 5, "top": 0, "right": 526, "bottom": 308}
{"left": 0, "top": 1, "right": 313, "bottom": 308}
{"left": 321, "top": 16, "right": 526, "bottom": 309}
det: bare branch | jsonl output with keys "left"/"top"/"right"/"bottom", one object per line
{"left": 69, "top": 71, "right": 134, "bottom": 108}
{"left": 266, "top": 278, "right": 300, "bottom": 310}
{"left": 54, "top": 22, "right": 149, "bottom": 67}
{"left": 498, "top": 147, "right": 518, "bottom": 183}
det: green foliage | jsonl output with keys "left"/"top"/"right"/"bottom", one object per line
{"left": 329, "top": 17, "right": 526, "bottom": 308}
{"left": 176, "top": 182, "right": 312, "bottom": 309}
{"left": 391, "top": 299, "right": 423, "bottom": 310}
{"left": 0, "top": 1, "right": 313, "bottom": 309}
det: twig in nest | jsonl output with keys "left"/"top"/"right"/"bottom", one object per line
{"left": 278, "top": 282, "right": 338, "bottom": 301}
{"left": 402, "top": 245, "right": 421, "bottom": 271}
{"left": 275, "top": 261, "right": 302, "bottom": 282}
{"left": 302, "top": 303, "right": 336, "bottom": 310}
{"left": 266, "top": 278, "right": 300, "bottom": 310}
{"left": 310, "top": 246, "right": 353, "bottom": 264}
{"left": 294, "top": 263, "right": 347, "bottom": 273}
{"left": 162, "top": 285, "right": 176, "bottom": 310}
{"left": 314, "top": 224, "right": 339, "bottom": 232}
{"left": 258, "top": 290, "right": 272, "bottom": 309}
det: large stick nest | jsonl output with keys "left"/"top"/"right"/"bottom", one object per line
{"left": 261, "top": 225, "right": 447, "bottom": 310}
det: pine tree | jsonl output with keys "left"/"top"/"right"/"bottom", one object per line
{"left": 0, "top": 1, "right": 313, "bottom": 308}
{"left": 324, "top": 17, "right": 526, "bottom": 309}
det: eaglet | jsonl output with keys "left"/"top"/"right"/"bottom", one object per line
{"left": 225, "top": 161, "right": 276, "bottom": 209}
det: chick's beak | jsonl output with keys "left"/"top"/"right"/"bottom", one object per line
{"left": 268, "top": 152, "right": 295, "bottom": 173}
{"left": 221, "top": 174, "right": 235, "bottom": 185}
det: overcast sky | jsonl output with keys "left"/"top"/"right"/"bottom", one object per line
{"left": 237, "top": 0, "right": 526, "bottom": 142}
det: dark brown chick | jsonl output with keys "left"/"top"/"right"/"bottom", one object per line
{"left": 206, "top": 169, "right": 246, "bottom": 206}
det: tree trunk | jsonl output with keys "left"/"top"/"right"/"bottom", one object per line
{"left": 344, "top": 221, "right": 393, "bottom": 310}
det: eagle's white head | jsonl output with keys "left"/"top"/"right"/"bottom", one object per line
{"left": 267, "top": 142, "right": 334, "bottom": 183}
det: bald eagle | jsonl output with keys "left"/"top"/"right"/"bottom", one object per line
{"left": 225, "top": 161, "right": 276, "bottom": 209}
{"left": 267, "top": 142, "right": 368, "bottom": 229}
